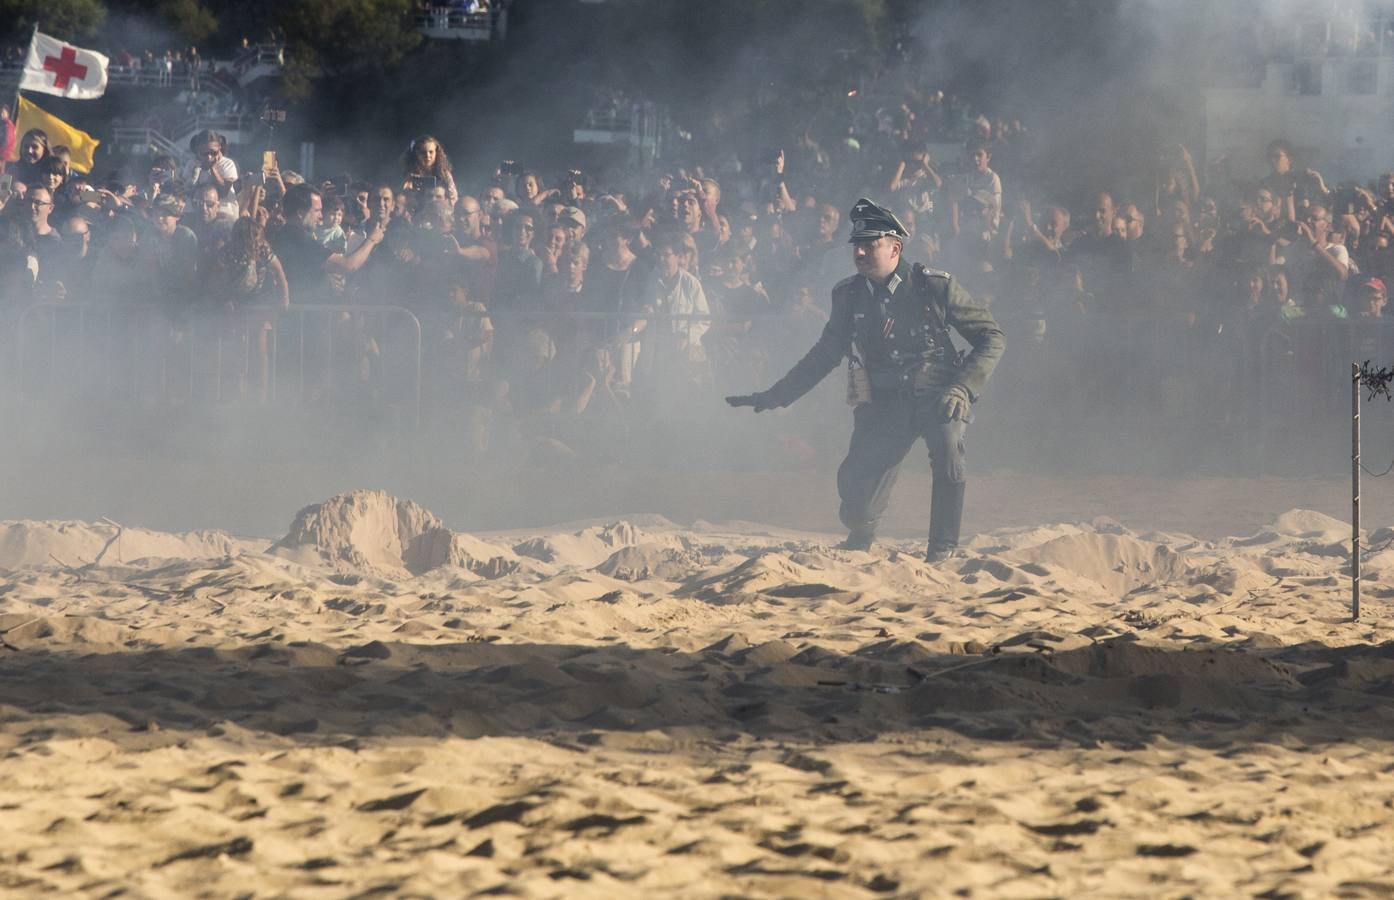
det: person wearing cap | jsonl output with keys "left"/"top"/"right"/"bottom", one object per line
{"left": 559, "top": 206, "right": 588, "bottom": 244}
{"left": 727, "top": 197, "right": 1005, "bottom": 562}
{"left": 146, "top": 194, "right": 200, "bottom": 303}
{"left": 1357, "top": 277, "right": 1387, "bottom": 319}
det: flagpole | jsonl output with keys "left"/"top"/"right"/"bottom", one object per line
{"left": 12, "top": 24, "right": 37, "bottom": 158}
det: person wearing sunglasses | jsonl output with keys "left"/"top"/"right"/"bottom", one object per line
{"left": 188, "top": 129, "right": 240, "bottom": 218}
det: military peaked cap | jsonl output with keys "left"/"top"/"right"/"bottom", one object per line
{"left": 847, "top": 197, "right": 909, "bottom": 243}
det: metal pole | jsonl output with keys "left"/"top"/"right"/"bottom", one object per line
{"left": 1353, "top": 361, "right": 1361, "bottom": 622}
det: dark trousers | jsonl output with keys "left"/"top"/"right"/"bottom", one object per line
{"left": 837, "top": 397, "right": 967, "bottom": 550}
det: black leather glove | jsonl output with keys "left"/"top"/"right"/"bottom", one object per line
{"left": 725, "top": 392, "right": 776, "bottom": 413}
{"left": 938, "top": 383, "right": 972, "bottom": 421}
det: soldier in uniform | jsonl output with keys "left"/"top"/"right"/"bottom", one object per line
{"left": 727, "top": 198, "right": 1005, "bottom": 561}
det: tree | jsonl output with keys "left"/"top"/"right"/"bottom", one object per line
{"left": 1, "top": 0, "right": 108, "bottom": 41}
{"left": 279, "top": 0, "right": 421, "bottom": 78}
{"left": 101, "top": 0, "right": 220, "bottom": 49}
{"left": 152, "top": 0, "right": 219, "bottom": 45}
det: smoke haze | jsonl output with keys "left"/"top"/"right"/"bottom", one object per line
{"left": 3, "top": 0, "right": 1389, "bottom": 540}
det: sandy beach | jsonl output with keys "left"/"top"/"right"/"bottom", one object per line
{"left": 2, "top": 489, "right": 1393, "bottom": 898}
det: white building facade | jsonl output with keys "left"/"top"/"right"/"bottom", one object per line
{"left": 1205, "top": 7, "right": 1394, "bottom": 184}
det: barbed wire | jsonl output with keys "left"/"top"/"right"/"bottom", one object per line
{"left": 1364, "top": 535, "right": 1394, "bottom": 559}
{"left": 1359, "top": 360, "right": 1394, "bottom": 401}
{"left": 1358, "top": 362, "right": 1394, "bottom": 475}
{"left": 1361, "top": 458, "right": 1394, "bottom": 478}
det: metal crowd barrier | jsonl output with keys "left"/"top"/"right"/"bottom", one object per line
{"left": 9, "top": 302, "right": 423, "bottom": 425}
{"left": 11, "top": 300, "right": 1394, "bottom": 446}
{"left": 1257, "top": 318, "right": 1394, "bottom": 413}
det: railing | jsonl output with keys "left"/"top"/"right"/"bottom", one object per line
{"left": 414, "top": 0, "right": 508, "bottom": 40}
{"left": 415, "top": 10, "right": 493, "bottom": 39}
{"left": 0, "top": 60, "right": 214, "bottom": 91}
{"left": 166, "top": 113, "right": 253, "bottom": 145}
{"left": 111, "top": 112, "right": 253, "bottom": 168}
{"left": 0, "top": 46, "right": 282, "bottom": 91}
{"left": 232, "top": 44, "right": 285, "bottom": 70}
{"left": 1255, "top": 316, "right": 1394, "bottom": 407}
{"left": 111, "top": 127, "right": 187, "bottom": 162}
{"left": 11, "top": 301, "right": 1394, "bottom": 470}
{"left": 10, "top": 303, "right": 423, "bottom": 426}
{"left": 573, "top": 101, "right": 670, "bottom": 165}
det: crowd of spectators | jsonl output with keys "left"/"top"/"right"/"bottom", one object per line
{"left": 2, "top": 79, "right": 1393, "bottom": 457}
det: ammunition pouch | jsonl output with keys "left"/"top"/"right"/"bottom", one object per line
{"left": 847, "top": 352, "right": 872, "bottom": 406}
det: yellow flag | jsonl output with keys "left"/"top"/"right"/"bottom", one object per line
{"left": 7, "top": 94, "right": 100, "bottom": 173}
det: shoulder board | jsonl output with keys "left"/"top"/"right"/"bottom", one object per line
{"left": 832, "top": 274, "right": 862, "bottom": 292}
{"left": 913, "top": 263, "right": 951, "bottom": 281}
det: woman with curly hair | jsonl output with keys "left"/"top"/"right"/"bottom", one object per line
{"left": 210, "top": 217, "right": 287, "bottom": 308}
{"left": 403, "top": 135, "right": 458, "bottom": 207}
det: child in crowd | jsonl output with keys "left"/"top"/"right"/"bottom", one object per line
{"left": 315, "top": 196, "right": 348, "bottom": 253}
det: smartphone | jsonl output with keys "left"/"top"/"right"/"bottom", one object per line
{"left": 0, "top": 173, "right": 12, "bottom": 193}
{"left": 262, "top": 150, "right": 277, "bottom": 171}
{"left": 409, "top": 174, "right": 438, "bottom": 192}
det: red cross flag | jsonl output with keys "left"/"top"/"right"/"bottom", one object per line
{"left": 20, "top": 31, "right": 109, "bottom": 100}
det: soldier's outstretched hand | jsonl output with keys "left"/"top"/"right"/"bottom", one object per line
{"left": 726, "top": 392, "right": 775, "bottom": 413}
{"left": 939, "top": 384, "right": 972, "bottom": 421}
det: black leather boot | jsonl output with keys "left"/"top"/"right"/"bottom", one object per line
{"left": 835, "top": 529, "right": 874, "bottom": 551}
{"left": 926, "top": 480, "right": 966, "bottom": 561}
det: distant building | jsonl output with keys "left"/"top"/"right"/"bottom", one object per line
{"left": 1205, "top": 5, "right": 1394, "bottom": 183}
{"left": 415, "top": 0, "right": 509, "bottom": 42}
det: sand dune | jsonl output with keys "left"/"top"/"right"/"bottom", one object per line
{"left": 1, "top": 491, "right": 1392, "bottom": 897}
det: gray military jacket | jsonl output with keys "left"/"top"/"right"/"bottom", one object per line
{"left": 762, "top": 258, "right": 1004, "bottom": 408}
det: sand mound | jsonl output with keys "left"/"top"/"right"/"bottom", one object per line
{"left": 1004, "top": 531, "right": 1191, "bottom": 595}
{"left": 2, "top": 498, "right": 1391, "bottom": 898}
{"left": 0, "top": 612, "right": 136, "bottom": 650}
{"left": 594, "top": 544, "right": 700, "bottom": 582}
{"left": 967, "top": 522, "right": 1090, "bottom": 553}
{"left": 0, "top": 520, "right": 246, "bottom": 571}
{"left": 1269, "top": 509, "right": 1349, "bottom": 543}
{"left": 271, "top": 491, "right": 516, "bottom": 578}
{"left": 513, "top": 521, "right": 681, "bottom": 569}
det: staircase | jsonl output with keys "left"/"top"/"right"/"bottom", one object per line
{"left": 227, "top": 44, "right": 285, "bottom": 87}
{"left": 112, "top": 112, "right": 254, "bottom": 170}
{"left": 110, "top": 127, "right": 190, "bottom": 167}
{"left": 90, "top": 46, "right": 282, "bottom": 169}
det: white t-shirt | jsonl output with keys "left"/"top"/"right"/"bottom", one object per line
{"left": 194, "top": 156, "right": 240, "bottom": 218}
{"left": 194, "top": 154, "right": 239, "bottom": 187}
